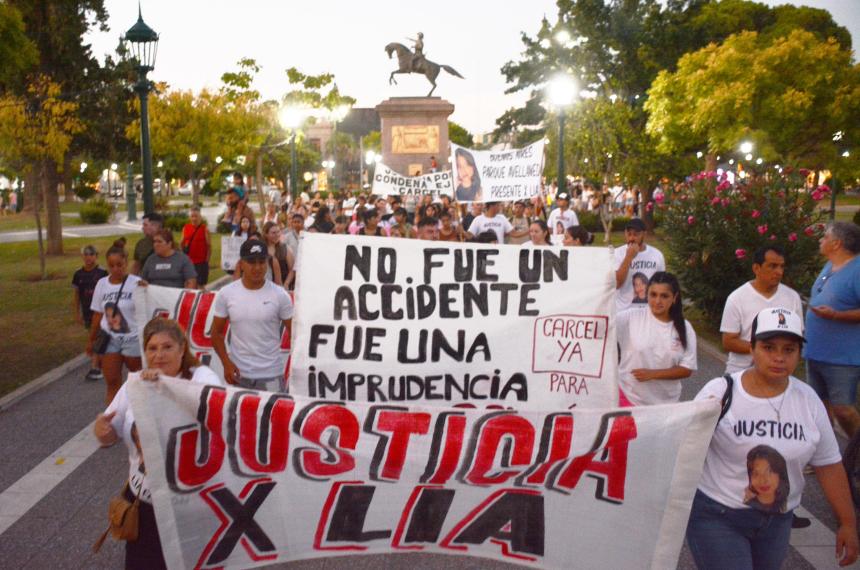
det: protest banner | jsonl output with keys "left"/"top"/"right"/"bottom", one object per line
{"left": 221, "top": 236, "right": 244, "bottom": 271}
{"left": 450, "top": 141, "right": 545, "bottom": 203}
{"left": 371, "top": 163, "right": 454, "bottom": 200}
{"left": 130, "top": 376, "right": 719, "bottom": 570}
{"left": 291, "top": 233, "right": 617, "bottom": 409}
{"left": 133, "top": 285, "right": 292, "bottom": 380}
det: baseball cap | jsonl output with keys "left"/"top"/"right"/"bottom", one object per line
{"left": 625, "top": 218, "right": 646, "bottom": 232}
{"left": 556, "top": 192, "right": 570, "bottom": 201}
{"left": 239, "top": 240, "right": 268, "bottom": 261}
{"left": 752, "top": 307, "right": 805, "bottom": 343}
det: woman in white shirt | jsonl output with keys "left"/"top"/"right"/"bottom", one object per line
{"left": 617, "top": 271, "right": 697, "bottom": 406}
{"left": 94, "top": 318, "right": 225, "bottom": 570}
{"left": 687, "top": 308, "right": 857, "bottom": 569}
{"left": 527, "top": 220, "right": 552, "bottom": 246}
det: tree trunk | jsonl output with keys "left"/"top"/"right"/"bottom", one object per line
{"left": 33, "top": 164, "right": 47, "bottom": 280}
{"left": 63, "top": 155, "right": 75, "bottom": 201}
{"left": 43, "top": 160, "right": 64, "bottom": 255}
{"left": 705, "top": 153, "right": 718, "bottom": 173}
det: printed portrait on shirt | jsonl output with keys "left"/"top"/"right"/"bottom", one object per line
{"left": 104, "top": 302, "right": 130, "bottom": 334}
{"left": 632, "top": 272, "right": 648, "bottom": 304}
{"left": 743, "top": 445, "right": 789, "bottom": 513}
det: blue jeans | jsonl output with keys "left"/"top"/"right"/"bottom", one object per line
{"left": 686, "top": 490, "right": 793, "bottom": 570}
{"left": 806, "top": 358, "right": 860, "bottom": 406}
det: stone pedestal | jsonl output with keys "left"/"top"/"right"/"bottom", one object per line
{"left": 375, "top": 97, "right": 454, "bottom": 176}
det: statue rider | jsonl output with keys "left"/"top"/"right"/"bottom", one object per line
{"left": 408, "top": 32, "right": 424, "bottom": 71}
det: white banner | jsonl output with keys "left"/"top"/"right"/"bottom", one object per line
{"left": 130, "top": 376, "right": 719, "bottom": 570}
{"left": 450, "top": 141, "right": 545, "bottom": 203}
{"left": 371, "top": 163, "right": 454, "bottom": 200}
{"left": 291, "top": 233, "right": 617, "bottom": 409}
{"left": 221, "top": 236, "right": 244, "bottom": 271}
{"left": 133, "top": 285, "right": 292, "bottom": 381}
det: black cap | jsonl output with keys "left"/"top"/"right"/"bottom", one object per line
{"left": 556, "top": 192, "right": 570, "bottom": 201}
{"left": 240, "top": 240, "right": 268, "bottom": 261}
{"left": 625, "top": 218, "right": 646, "bottom": 232}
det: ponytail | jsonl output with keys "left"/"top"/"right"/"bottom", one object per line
{"left": 648, "top": 271, "right": 687, "bottom": 349}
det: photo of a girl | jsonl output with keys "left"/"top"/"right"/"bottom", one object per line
{"left": 743, "top": 445, "right": 790, "bottom": 513}
{"left": 632, "top": 272, "right": 648, "bottom": 304}
{"left": 104, "top": 302, "right": 129, "bottom": 334}
{"left": 454, "top": 148, "right": 482, "bottom": 202}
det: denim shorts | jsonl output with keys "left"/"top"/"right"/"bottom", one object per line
{"left": 806, "top": 359, "right": 860, "bottom": 406}
{"left": 239, "top": 375, "right": 285, "bottom": 393}
{"left": 686, "top": 490, "right": 792, "bottom": 570}
{"left": 105, "top": 334, "right": 141, "bottom": 358}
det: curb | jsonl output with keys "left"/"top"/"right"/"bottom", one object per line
{"left": 0, "top": 274, "right": 232, "bottom": 413}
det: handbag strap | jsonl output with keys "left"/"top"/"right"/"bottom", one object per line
{"left": 718, "top": 373, "right": 734, "bottom": 422}
{"left": 185, "top": 223, "right": 202, "bottom": 249}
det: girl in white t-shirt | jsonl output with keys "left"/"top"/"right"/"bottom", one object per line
{"left": 687, "top": 308, "right": 857, "bottom": 569}
{"left": 94, "top": 318, "right": 225, "bottom": 570}
{"left": 617, "top": 271, "right": 697, "bottom": 406}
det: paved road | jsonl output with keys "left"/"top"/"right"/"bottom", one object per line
{"left": 0, "top": 340, "right": 853, "bottom": 569}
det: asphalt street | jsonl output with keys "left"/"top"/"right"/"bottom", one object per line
{"left": 0, "top": 338, "right": 853, "bottom": 569}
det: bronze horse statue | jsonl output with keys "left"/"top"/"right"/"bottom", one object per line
{"left": 385, "top": 43, "right": 464, "bottom": 96}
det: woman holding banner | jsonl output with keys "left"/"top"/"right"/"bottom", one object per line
{"left": 616, "top": 272, "right": 697, "bottom": 406}
{"left": 687, "top": 307, "right": 857, "bottom": 569}
{"left": 87, "top": 239, "right": 143, "bottom": 405}
{"left": 94, "top": 318, "right": 225, "bottom": 570}
{"left": 454, "top": 147, "right": 482, "bottom": 202}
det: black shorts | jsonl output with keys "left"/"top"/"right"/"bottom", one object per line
{"left": 194, "top": 262, "right": 210, "bottom": 286}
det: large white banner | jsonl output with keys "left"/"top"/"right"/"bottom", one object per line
{"left": 133, "top": 285, "right": 292, "bottom": 381}
{"left": 221, "top": 236, "right": 244, "bottom": 271}
{"left": 130, "top": 376, "right": 719, "bottom": 570}
{"left": 291, "top": 233, "right": 617, "bottom": 409}
{"left": 372, "top": 163, "right": 454, "bottom": 200}
{"left": 450, "top": 141, "right": 545, "bottom": 203}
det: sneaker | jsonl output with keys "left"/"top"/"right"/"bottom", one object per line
{"left": 85, "top": 368, "right": 104, "bottom": 381}
{"left": 791, "top": 514, "right": 811, "bottom": 529}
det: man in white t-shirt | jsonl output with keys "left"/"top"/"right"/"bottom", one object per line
{"left": 721, "top": 245, "right": 803, "bottom": 375}
{"left": 614, "top": 218, "right": 665, "bottom": 312}
{"left": 466, "top": 202, "right": 512, "bottom": 244}
{"left": 547, "top": 192, "right": 579, "bottom": 244}
{"left": 212, "top": 239, "right": 294, "bottom": 392}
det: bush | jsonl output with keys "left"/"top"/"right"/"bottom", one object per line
{"left": 660, "top": 170, "right": 826, "bottom": 323}
{"left": 79, "top": 199, "right": 112, "bottom": 224}
{"left": 574, "top": 211, "right": 632, "bottom": 233}
{"left": 163, "top": 211, "right": 189, "bottom": 232}
{"left": 216, "top": 221, "right": 233, "bottom": 234}
{"left": 74, "top": 185, "right": 97, "bottom": 201}
{"left": 154, "top": 194, "right": 170, "bottom": 212}
{"left": 853, "top": 208, "right": 860, "bottom": 226}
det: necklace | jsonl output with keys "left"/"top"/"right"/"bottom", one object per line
{"left": 765, "top": 388, "right": 788, "bottom": 422}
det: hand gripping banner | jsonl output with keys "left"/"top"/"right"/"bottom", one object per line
{"left": 291, "top": 233, "right": 618, "bottom": 409}
{"left": 130, "top": 376, "right": 719, "bottom": 570}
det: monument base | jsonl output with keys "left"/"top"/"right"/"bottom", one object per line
{"left": 376, "top": 97, "right": 455, "bottom": 177}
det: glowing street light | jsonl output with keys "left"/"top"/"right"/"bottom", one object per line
{"left": 215, "top": 156, "right": 223, "bottom": 165}
{"left": 696, "top": 151, "right": 703, "bottom": 159}
{"left": 80, "top": 162, "right": 88, "bottom": 173}
{"left": 546, "top": 74, "right": 578, "bottom": 193}
{"left": 739, "top": 141, "right": 754, "bottom": 154}
{"left": 745, "top": 153, "right": 753, "bottom": 161}
{"left": 279, "top": 106, "right": 308, "bottom": 201}
{"left": 189, "top": 153, "right": 198, "bottom": 163}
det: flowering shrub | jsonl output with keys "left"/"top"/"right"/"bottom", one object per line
{"left": 660, "top": 171, "right": 825, "bottom": 323}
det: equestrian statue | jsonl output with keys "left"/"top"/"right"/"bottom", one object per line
{"left": 385, "top": 33, "right": 464, "bottom": 96}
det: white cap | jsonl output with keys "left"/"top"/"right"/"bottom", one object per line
{"left": 752, "top": 307, "right": 805, "bottom": 343}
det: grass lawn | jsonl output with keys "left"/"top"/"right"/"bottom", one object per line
{"left": 837, "top": 194, "right": 860, "bottom": 207}
{"left": 0, "top": 231, "right": 225, "bottom": 397}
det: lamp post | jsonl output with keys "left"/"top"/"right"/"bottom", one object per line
{"left": 547, "top": 74, "right": 578, "bottom": 194}
{"left": 189, "top": 153, "right": 198, "bottom": 206}
{"left": 328, "top": 104, "right": 351, "bottom": 192}
{"left": 125, "top": 8, "right": 159, "bottom": 215}
{"left": 279, "top": 107, "right": 306, "bottom": 202}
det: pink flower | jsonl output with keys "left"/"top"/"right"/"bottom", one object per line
{"left": 811, "top": 190, "right": 823, "bottom": 201}
{"left": 799, "top": 168, "right": 811, "bottom": 176}
{"left": 721, "top": 198, "right": 730, "bottom": 206}
{"left": 756, "top": 224, "right": 768, "bottom": 235}
{"left": 735, "top": 249, "right": 747, "bottom": 259}
{"left": 751, "top": 210, "right": 761, "bottom": 219}
{"left": 777, "top": 190, "right": 786, "bottom": 198}
{"left": 817, "top": 184, "right": 830, "bottom": 194}
{"left": 716, "top": 180, "right": 731, "bottom": 192}
{"left": 645, "top": 202, "right": 654, "bottom": 212}
{"left": 710, "top": 196, "right": 721, "bottom": 206}
{"left": 769, "top": 234, "right": 777, "bottom": 241}
{"left": 687, "top": 215, "right": 695, "bottom": 225}
{"left": 654, "top": 193, "right": 665, "bottom": 204}
{"left": 788, "top": 232, "right": 798, "bottom": 242}
{"left": 704, "top": 171, "right": 718, "bottom": 178}
{"left": 804, "top": 226, "right": 815, "bottom": 236}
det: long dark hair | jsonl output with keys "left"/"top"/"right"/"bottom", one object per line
{"left": 745, "top": 445, "right": 790, "bottom": 513}
{"left": 530, "top": 220, "right": 551, "bottom": 245}
{"left": 647, "top": 271, "right": 688, "bottom": 349}
{"left": 455, "top": 147, "right": 481, "bottom": 192}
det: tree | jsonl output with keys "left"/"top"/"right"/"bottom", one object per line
{"left": 0, "top": 3, "right": 38, "bottom": 90}
{"left": 448, "top": 121, "right": 473, "bottom": 147}
{"left": 645, "top": 30, "right": 860, "bottom": 172}
{"left": 0, "top": 78, "right": 82, "bottom": 277}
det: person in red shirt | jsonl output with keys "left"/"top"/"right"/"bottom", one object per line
{"left": 181, "top": 206, "right": 211, "bottom": 288}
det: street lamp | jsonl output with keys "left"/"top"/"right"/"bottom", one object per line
{"left": 547, "top": 74, "right": 578, "bottom": 193}
{"left": 739, "top": 141, "right": 753, "bottom": 155}
{"left": 328, "top": 104, "right": 351, "bottom": 192}
{"left": 189, "top": 153, "right": 198, "bottom": 205}
{"left": 124, "top": 7, "right": 159, "bottom": 216}
{"left": 279, "top": 106, "right": 306, "bottom": 202}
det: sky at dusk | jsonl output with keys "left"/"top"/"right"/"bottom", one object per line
{"left": 86, "top": 0, "right": 858, "bottom": 135}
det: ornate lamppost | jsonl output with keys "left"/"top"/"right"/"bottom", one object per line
{"left": 125, "top": 8, "right": 159, "bottom": 215}
{"left": 547, "top": 74, "right": 578, "bottom": 194}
